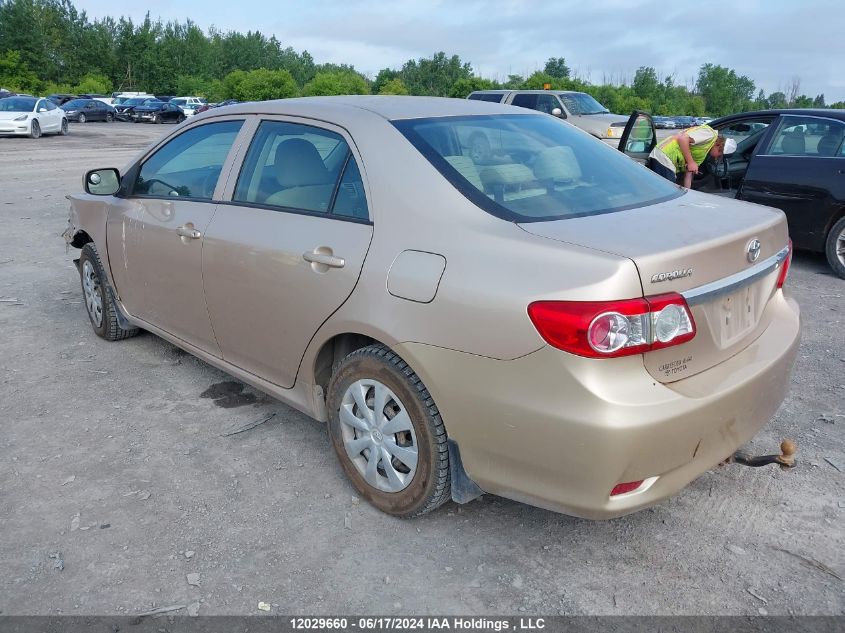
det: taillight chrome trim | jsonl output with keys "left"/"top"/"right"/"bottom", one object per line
{"left": 681, "top": 245, "right": 790, "bottom": 306}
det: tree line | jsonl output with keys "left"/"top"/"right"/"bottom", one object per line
{"left": 1, "top": 0, "right": 842, "bottom": 116}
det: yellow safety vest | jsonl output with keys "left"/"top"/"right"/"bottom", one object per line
{"left": 657, "top": 125, "right": 717, "bottom": 173}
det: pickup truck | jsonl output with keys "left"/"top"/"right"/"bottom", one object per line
{"left": 468, "top": 89, "right": 629, "bottom": 141}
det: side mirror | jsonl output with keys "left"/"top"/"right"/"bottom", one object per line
{"left": 551, "top": 107, "right": 563, "bottom": 118}
{"left": 85, "top": 168, "right": 121, "bottom": 196}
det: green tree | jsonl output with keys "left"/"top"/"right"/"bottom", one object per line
{"left": 448, "top": 76, "right": 496, "bottom": 98}
{"left": 522, "top": 71, "right": 560, "bottom": 90}
{"left": 73, "top": 73, "right": 112, "bottom": 94}
{"left": 503, "top": 74, "right": 524, "bottom": 89}
{"left": 767, "top": 91, "right": 787, "bottom": 109}
{"left": 372, "top": 68, "right": 399, "bottom": 94}
{"left": 378, "top": 77, "right": 409, "bottom": 95}
{"left": 543, "top": 57, "right": 570, "bottom": 79}
{"left": 696, "top": 63, "right": 755, "bottom": 116}
{"left": 0, "top": 50, "right": 40, "bottom": 91}
{"left": 234, "top": 68, "right": 298, "bottom": 101}
{"left": 399, "top": 52, "right": 473, "bottom": 96}
{"left": 813, "top": 94, "right": 825, "bottom": 108}
{"left": 631, "top": 66, "right": 660, "bottom": 101}
{"left": 302, "top": 70, "right": 369, "bottom": 96}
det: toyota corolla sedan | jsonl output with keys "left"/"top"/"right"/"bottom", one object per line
{"left": 63, "top": 97, "right": 800, "bottom": 519}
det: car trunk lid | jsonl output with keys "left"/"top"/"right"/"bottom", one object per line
{"left": 518, "top": 190, "right": 790, "bottom": 382}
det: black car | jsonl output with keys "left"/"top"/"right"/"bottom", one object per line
{"left": 48, "top": 93, "right": 78, "bottom": 106}
{"left": 61, "top": 98, "right": 116, "bottom": 123}
{"left": 113, "top": 97, "right": 156, "bottom": 121}
{"left": 616, "top": 109, "right": 845, "bottom": 278}
{"left": 129, "top": 100, "right": 186, "bottom": 124}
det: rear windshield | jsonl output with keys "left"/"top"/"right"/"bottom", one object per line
{"left": 0, "top": 97, "right": 36, "bottom": 111}
{"left": 393, "top": 114, "right": 682, "bottom": 222}
{"left": 171, "top": 99, "right": 186, "bottom": 106}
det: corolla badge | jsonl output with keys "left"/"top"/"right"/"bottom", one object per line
{"left": 651, "top": 269, "right": 693, "bottom": 283}
{"left": 746, "top": 238, "right": 762, "bottom": 263}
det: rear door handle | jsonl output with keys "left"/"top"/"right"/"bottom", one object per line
{"left": 176, "top": 225, "right": 202, "bottom": 239}
{"left": 303, "top": 251, "right": 345, "bottom": 268}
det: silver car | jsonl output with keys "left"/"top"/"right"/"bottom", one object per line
{"left": 64, "top": 96, "right": 800, "bottom": 519}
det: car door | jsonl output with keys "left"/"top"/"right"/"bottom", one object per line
{"left": 202, "top": 118, "right": 374, "bottom": 388}
{"left": 739, "top": 114, "right": 845, "bottom": 251}
{"left": 616, "top": 111, "right": 657, "bottom": 163}
{"left": 84, "top": 101, "right": 100, "bottom": 121}
{"left": 104, "top": 118, "right": 248, "bottom": 355}
{"left": 39, "top": 99, "right": 61, "bottom": 131}
{"left": 697, "top": 115, "right": 776, "bottom": 192}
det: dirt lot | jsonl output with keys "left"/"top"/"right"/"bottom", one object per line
{"left": 0, "top": 122, "right": 843, "bottom": 617}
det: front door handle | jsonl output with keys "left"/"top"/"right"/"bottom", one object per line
{"left": 176, "top": 225, "right": 202, "bottom": 239}
{"left": 303, "top": 250, "right": 345, "bottom": 269}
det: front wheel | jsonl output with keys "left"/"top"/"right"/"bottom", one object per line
{"left": 78, "top": 113, "right": 86, "bottom": 123}
{"left": 825, "top": 216, "right": 845, "bottom": 279}
{"left": 30, "top": 120, "right": 41, "bottom": 139}
{"left": 177, "top": 114, "right": 185, "bottom": 123}
{"left": 106, "top": 112, "right": 114, "bottom": 122}
{"left": 79, "top": 244, "right": 139, "bottom": 341}
{"left": 152, "top": 114, "right": 161, "bottom": 124}
{"left": 326, "top": 345, "right": 450, "bottom": 517}
{"left": 59, "top": 118, "right": 68, "bottom": 135}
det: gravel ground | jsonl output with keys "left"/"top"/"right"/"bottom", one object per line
{"left": 0, "top": 122, "right": 843, "bottom": 617}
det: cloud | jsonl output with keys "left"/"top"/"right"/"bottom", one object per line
{"left": 75, "top": 0, "right": 845, "bottom": 101}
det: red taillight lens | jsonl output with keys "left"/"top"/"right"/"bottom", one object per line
{"left": 611, "top": 480, "right": 644, "bottom": 496}
{"left": 527, "top": 293, "right": 696, "bottom": 359}
{"left": 777, "top": 240, "right": 792, "bottom": 289}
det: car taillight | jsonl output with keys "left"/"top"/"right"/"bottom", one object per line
{"left": 527, "top": 292, "right": 696, "bottom": 359}
{"left": 777, "top": 240, "right": 792, "bottom": 289}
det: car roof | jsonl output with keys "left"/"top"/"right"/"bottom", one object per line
{"left": 470, "top": 89, "right": 588, "bottom": 96}
{"left": 204, "top": 95, "right": 536, "bottom": 123}
{"left": 712, "top": 108, "right": 845, "bottom": 124}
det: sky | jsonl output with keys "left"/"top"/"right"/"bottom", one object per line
{"left": 74, "top": 0, "right": 845, "bottom": 102}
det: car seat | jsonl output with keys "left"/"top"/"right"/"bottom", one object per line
{"left": 816, "top": 133, "right": 842, "bottom": 156}
{"left": 264, "top": 138, "right": 335, "bottom": 211}
{"left": 781, "top": 131, "right": 806, "bottom": 155}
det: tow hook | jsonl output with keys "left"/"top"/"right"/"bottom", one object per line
{"left": 730, "top": 439, "right": 797, "bottom": 469}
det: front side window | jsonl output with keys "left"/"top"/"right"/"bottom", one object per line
{"left": 510, "top": 94, "right": 538, "bottom": 110}
{"left": 233, "top": 120, "right": 368, "bottom": 218}
{"left": 535, "top": 94, "right": 561, "bottom": 115}
{"left": 766, "top": 115, "right": 845, "bottom": 156}
{"left": 394, "top": 114, "right": 682, "bottom": 222}
{"left": 135, "top": 120, "right": 243, "bottom": 199}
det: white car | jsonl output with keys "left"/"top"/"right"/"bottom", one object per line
{"left": 170, "top": 96, "right": 206, "bottom": 117}
{"left": 0, "top": 96, "right": 68, "bottom": 138}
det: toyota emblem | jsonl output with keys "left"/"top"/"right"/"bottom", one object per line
{"left": 746, "top": 238, "right": 761, "bottom": 263}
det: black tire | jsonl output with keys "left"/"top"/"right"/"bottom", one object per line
{"left": 78, "top": 243, "right": 139, "bottom": 341}
{"left": 152, "top": 114, "right": 161, "bottom": 124}
{"left": 106, "top": 112, "right": 114, "bottom": 122}
{"left": 58, "top": 118, "right": 68, "bottom": 135}
{"left": 78, "top": 113, "right": 86, "bottom": 123}
{"left": 177, "top": 114, "right": 185, "bottom": 124}
{"left": 326, "top": 344, "right": 450, "bottom": 517}
{"left": 30, "top": 120, "right": 41, "bottom": 139}
{"left": 825, "top": 216, "right": 845, "bottom": 279}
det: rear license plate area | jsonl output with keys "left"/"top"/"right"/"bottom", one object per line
{"left": 718, "top": 285, "right": 756, "bottom": 346}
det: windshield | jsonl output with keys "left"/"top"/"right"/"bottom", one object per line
{"left": 559, "top": 93, "right": 609, "bottom": 115}
{"left": 0, "top": 97, "right": 36, "bottom": 111}
{"left": 393, "top": 114, "right": 682, "bottom": 222}
{"left": 63, "top": 99, "right": 89, "bottom": 109}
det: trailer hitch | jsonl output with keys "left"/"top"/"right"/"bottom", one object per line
{"left": 729, "top": 439, "right": 797, "bottom": 469}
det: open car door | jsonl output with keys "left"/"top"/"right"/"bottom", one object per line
{"left": 616, "top": 111, "right": 656, "bottom": 164}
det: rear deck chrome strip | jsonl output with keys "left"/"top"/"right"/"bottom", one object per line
{"left": 682, "top": 245, "right": 790, "bottom": 306}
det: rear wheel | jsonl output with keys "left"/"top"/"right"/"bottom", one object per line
{"left": 79, "top": 244, "right": 139, "bottom": 341}
{"left": 78, "top": 113, "right": 86, "bottom": 123}
{"left": 30, "top": 120, "right": 41, "bottom": 139}
{"left": 326, "top": 344, "right": 450, "bottom": 517}
{"left": 825, "top": 216, "right": 845, "bottom": 279}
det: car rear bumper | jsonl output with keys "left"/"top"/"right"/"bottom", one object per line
{"left": 394, "top": 292, "right": 800, "bottom": 519}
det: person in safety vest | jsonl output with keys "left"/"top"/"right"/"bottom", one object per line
{"left": 648, "top": 125, "right": 737, "bottom": 188}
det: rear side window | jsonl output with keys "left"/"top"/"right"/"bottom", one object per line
{"left": 765, "top": 115, "right": 845, "bottom": 156}
{"left": 468, "top": 93, "right": 505, "bottom": 103}
{"left": 135, "top": 120, "right": 243, "bottom": 199}
{"left": 394, "top": 114, "right": 682, "bottom": 222}
{"left": 233, "top": 120, "right": 369, "bottom": 219}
